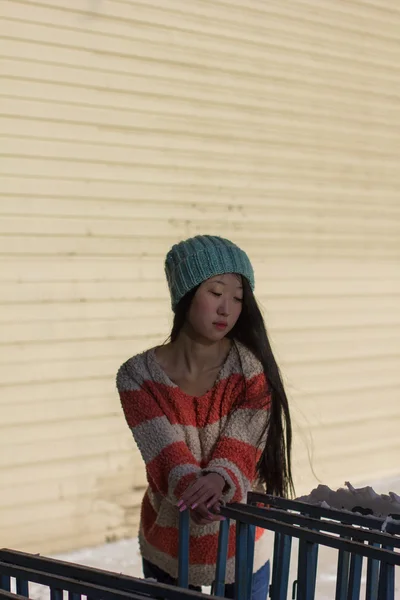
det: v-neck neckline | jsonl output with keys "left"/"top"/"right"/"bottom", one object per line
{"left": 148, "top": 342, "right": 236, "bottom": 400}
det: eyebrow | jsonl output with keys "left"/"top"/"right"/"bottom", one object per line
{"left": 211, "top": 278, "right": 243, "bottom": 289}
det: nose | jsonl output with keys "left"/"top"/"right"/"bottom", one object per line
{"left": 217, "top": 297, "right": 230, "bottom": 317}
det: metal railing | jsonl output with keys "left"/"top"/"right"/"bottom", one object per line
{"left": 1, "top": 495, "right": 399, "bottom": 600}
{"left": 0, "top": 548, "right": 222, "bottom": 600}
{"left": 178, "top": 493, "right": 400, "bottom": 600}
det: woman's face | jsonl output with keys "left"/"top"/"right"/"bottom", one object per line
{"left": 187, "top": 273, "right": 243, "bottom": 341}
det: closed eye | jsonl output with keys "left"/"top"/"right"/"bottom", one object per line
{"left": 210, "top": 291, "right": 242, "bottom": 302}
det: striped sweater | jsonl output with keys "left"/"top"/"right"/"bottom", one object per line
{"left": 116, "top": 340, "right": 271, "bottom": 587}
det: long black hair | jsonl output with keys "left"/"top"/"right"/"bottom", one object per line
{"left": 169, "top": 279, "right": 294, "bottom": 499}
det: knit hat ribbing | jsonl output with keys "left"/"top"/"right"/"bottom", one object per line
{"left": 165, "top": 235, "right": 255, "bottom": 311}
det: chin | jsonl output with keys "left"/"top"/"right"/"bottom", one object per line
{"left": 210, "top": 328, "right": 229, "bottom": 340}
{"left": 196, "top": 330, "right": 223, "bottom": 343}
{"left": 193, "top": 324, "right": 230, "bottom": 342}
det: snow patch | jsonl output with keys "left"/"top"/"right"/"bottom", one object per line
{"left": 296, "top": 481, "right": 400, "bottom": 520}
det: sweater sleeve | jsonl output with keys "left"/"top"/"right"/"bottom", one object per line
{"left": 204, "top": 371, "right": 270, "bottom": 503}
{"left": 117, "top": 361, "right": 202, "bottom": 504}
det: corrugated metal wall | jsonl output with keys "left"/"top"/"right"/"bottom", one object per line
{"left": 1, "top": 0, "right": 400, "bottom": 553}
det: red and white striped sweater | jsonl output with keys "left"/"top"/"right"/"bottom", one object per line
{"left": 117, "top": 340, "right": 271, "bottom": 587}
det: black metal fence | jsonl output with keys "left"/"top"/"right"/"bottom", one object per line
{"left": 0, "top": 549, "right": 221, "bottom": 600}
{"left": 1, "top": 492, "right": 399, "bottom": 600}
{"left": 178, "top": 492, "right": 400, "bottom": 599}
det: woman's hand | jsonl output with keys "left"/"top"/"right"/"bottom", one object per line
{"left": 178, "top": 473, "right": 225, "bottom": 512}
{"left": 190, "top": 501, "right": 225, "bottom": 525}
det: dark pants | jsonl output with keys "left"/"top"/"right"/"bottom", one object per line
{"left": 142, "top": 558, "right": 270, "bottom": 599}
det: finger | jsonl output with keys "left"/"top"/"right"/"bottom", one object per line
{"left": 190, "top": 507, "right": 205, "bottom": 522}
{"left": 179, "top": 474, "right": 225, "bottom": 508}
{"left": 193, "top": 513, "right": 224, "bottom": 524}
{"left": 181, "top": 489, "right": 210, "bottom": 511}
{"left": 190, "top": 511, "right": 210, "bottom": 525}
{"left": 190, "top": 513, "right": 202, "bottom": 524}
{"left": 189, "top": 489, "right": 219, "bottom": 510}
{"left": 192, "top": 503, "right": 221, "bottom": 522}
{"left": 206, "top": 495, "right": 221, "bottom": 510}
{"left": 178, "top": 481, "right": 203, "bottom": 507}
{"left": 208, "top": 501, "right": 221, "bottom": 513}
{"left": 207, "top": 498, "right": 220, "bottom": 510}
{"left": 197, "top": 518, "right": 211, "bottom": 525}
{"left": 193, "top": 504, "right": 209, "bottom": 519}
{"left": 192, "top": 505, "right": 215, "bottom": 522}
{"left": 192, "top": 491, "right": 219, "bottom": 510}
{"left": 194, "top": 503, "right": 225, "bottom": 523}
{"left": 207, "top": 502, "right": 225, "bottom": 520}
{"left": 179, "top": 483, "right": 211, "bottom": 509}
{"left": 202, "top": 510, "right": 226, "bottom": 522}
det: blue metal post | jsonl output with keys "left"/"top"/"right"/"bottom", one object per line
{"left": 276, "top": 535, "right": 292, "bottom": 600}
{"left": 377, "top": 546, "right": 395, "bottom": 600}
{"left": 297, "top": 540, "right": 316, "bottom": 600}
{"left": 214, "top": 518, "right": 230, "bottom": 597}
{"left": 366, "top": 542, "right": 380, "bottom": 600}
{"left": 178, "top": 509, "right": 190, "bottom": 588}
{"left": 305, "top": 514, "right": 319, "bottom": 600}
{"left": 335, "top": 548, "right": 350, "bottom": 600}
{"left": 50, "top": 589, "right": 63, "bottom": 600}
{"left": 246, "top": 525, "right": 256, "bottom": 600}
{"left": 0, "top": 579, "right": 10, "bottom": 593}
{"left": 235, "top": 520, "right": 249, "bottom": 600}
{"left": 270, "top": 532, "right": 282, "bottom": 600}
{"left": 15, "top": 580, "right": 29, "bottom": 597}
{"left": 347, "top": 553, "right": 363, "bottom": 600}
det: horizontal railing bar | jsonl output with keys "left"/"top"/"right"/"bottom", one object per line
{"left": 235, "top": 503, "right": 400, "bottom": 548}
{"left": 220, "top": 506, "right": 400, "bottom": 566}
{"left": 0, "top": 560, "right": 217, "bottom": 600}
{"left": 0, "top": 550, "right": 220, "bottom": 600}
{"left": 0, "top": 590, "right": 28, "bottom": 600}
{"left": 0, "top": 562, "right": 152, "bottom": 600}
{"left": 247, "top": 492, "right": 400, "bottom": 534}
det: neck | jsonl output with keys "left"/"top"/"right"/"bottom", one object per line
{"left": 170, "top": 328, "right": 230, "bottom": 376}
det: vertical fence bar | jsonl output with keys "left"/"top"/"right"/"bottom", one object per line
{"left": 276, "top": 535, "right": 292, "bottom": 600}
{"left": 335, "top": 547, "right": 351, "bottom": 600}
{"left": 16, "top": 579, "right": 29, "bottom": 597}
{"left": 246, "top": 524, "right": 256, "bottom": 600}
{"left": 377, "top": 546, "right": 395, "bottom": 600}
{"left": 310, "top": 539, "right": 319, "bottom": 598}
{"left": 297, "top": 540, "right": 316, "bottom": 600}
{"left": 214, "top": 518, "right": 230, "bottom": 597}
{"left": 366, "top": 542, "right": 380, "bottom": 600}
{"left": 0, "top": 578, "right": 10, "bottom": 593}
{"left": 382, "top": 546, "right": 395, "bottom": 600}
{"left": 302, "top": 512, "right": 319, "bottom": 599}
{"left": 178, "top": 509, "right": 190, "bottom": 588}
{"left": 235, "top": 520, "right": 249, "bottom": 600}
{"left": 297, "top": 538, "right": 307, "bottom": 600}
{"left": 385, "top": 564, "right": 395, "bottom": 600}
{"left": 50, "top": 588, "right": 63, "bottom": 600}
{"left": 347, "top": 553, "right": 363, "bottom": 600}
{"left": 377, "top": 562, "right": 389, "bottom": 600}
{"left": 270, "top": 532, "right": 282, "bottom": 600}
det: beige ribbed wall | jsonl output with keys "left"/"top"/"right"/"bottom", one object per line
{"left": 1, "top": 0, "right": 399, "bottom": 553}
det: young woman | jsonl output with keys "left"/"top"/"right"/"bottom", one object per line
{"left": 117, "top": 235, "right": 294, "bottom": 599}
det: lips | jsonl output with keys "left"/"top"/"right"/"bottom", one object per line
{"left": 214, "top": 322, "right": 228, "bottom": 329}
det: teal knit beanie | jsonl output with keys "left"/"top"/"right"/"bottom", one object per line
{"left": 165, "top": 235, "right": 255, "bottom": 311}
